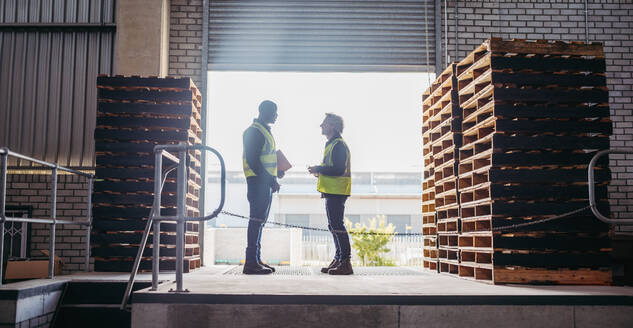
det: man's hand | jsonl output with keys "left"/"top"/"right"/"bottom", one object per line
{"left": 277, "top": 170, "right": 285, "bottom": 179}
{"left": 307, "top": 166, "right": 319, "bottom": 177}
{"left": 272, "top": 180, "right": 281, "bottom": 193}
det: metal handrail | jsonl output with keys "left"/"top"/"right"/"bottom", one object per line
{"left": 588, "top": 148, "right": 633, "bottom": 225}
{"left": 150, "top": 143, "right": 226, "bottom": 294}
{"left": 120, "top": 143, "right": 225, "bottom": 309}
{"left": 0, "top": 147, "right": 94, "bottom": 287}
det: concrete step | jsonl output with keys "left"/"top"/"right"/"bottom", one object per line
{"left": 54, "top": 306, "right": 131, "bottom": 328}
{"left": 51, "top": 280, "right": 151, "bottom": 328}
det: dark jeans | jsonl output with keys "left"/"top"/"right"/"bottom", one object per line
{"left": 325, "top": 194, "right": 351, "bottom": 260}
{"left": 245, "top": 177, "right": 272, "bottom": 264}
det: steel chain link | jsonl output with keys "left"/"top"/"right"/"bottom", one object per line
{"left": 219, "top": 205, "right": 591, "bottom": 235}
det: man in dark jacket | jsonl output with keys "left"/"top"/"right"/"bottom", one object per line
{"left": 308, "top": 113, "right": 353, "bottom": 275}
{"left": 242, "top": 100, "right": 283, "bottom": 274}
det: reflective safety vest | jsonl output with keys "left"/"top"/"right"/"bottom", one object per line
{"left": 243, "top": 121, "right": 277, "bottom": 178}
{"left": 317, "top": 138, "right": 351, "bottom": 195}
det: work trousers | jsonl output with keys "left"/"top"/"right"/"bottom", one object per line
{"left": 325, "top": 194, "right": 351, "bottom": 260}
{"left": 245, "top": 176, "right": 273, "bottom": 264}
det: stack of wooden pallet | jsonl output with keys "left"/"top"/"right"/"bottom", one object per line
{"left": 93, "top": 75, "right": 203, "bottom": 272}
{"left": 422, "top": 64, "right": 463, "bottom": 275}
{"left": 421, "top": 72, "right": 440, "bottom": 271}
{"left": 454, "top": 38, "right": 612, "bottom": 284}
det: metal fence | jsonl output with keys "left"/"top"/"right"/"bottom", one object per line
{"left": 302, "top": 234, "right": 424, "bottom": 267}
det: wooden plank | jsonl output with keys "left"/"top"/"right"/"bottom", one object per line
{"left": 490, "top": 200, "right": 609, "bottom": 217}
{"left": 98, "top": 102, "right": 193, "bottom": 116}
{"left": 96, "top": 167, "right": 201, "bottom": 180}
{"left": 92, "top": 245, "right": 199, "bottom": 257}
{"left": 94, "top": 129, "right": 190, "bottom": 143}
{"left": 490, "top": 56, "right": 606, "bottom": 73}
{"left": 95, "top": 153, "right": 199, "bottom": 167}
{"left": 488, "top": 184, "right": 608, "bottom": 201}
{"left": 94, "top": 180, "right": 178, "bottom": 193}
{"left": 93, "top": 193, "right": 198, "bottom": 206}
{"left": 492, "top": 134, "right": 610, "bottom": 150}
{"left": 492, "top": 252, "right": 611, "bottom": 268}
{"left": 493, "top": 267, "right": 611, "bottom": 285}
{"left": 493, "top": 234, "right": 610, "bottom": 251}
{"left": 94, "top": 144, "right": 204, "bottom": 165}
{"left": 94, "top": 257, "right": 199, "bottom": 273}
{"left": 494, "top": 119, "right": 612, "bottom": 135}
{"left": 489, "top": 215, "right": 610, "bottom": 233}
{"left": 97, "top": 116, "right": 192, "bottom": 130}
{"left": 493, "top": 88, "right": 609, "bottom": 104}
{"left": 491, "top": 72, "right": 606, "bottom": 87}
{"left": 488, "top": 167, "right": 610, "bottom": 184}
{"left": 98, "top": 88, "right": 194, "bottom": 102}
{"left": 93, "top": 219, "right": 179, "bottom": 232}
{"left": 96, "top": 142, "right": 169, "bottom": 154}
{"left": 493, "top": 104, "right": 611, "bottom": 119}
{"left": 98, "top": 76, "right": 193, "bottom": 89}
{"left": 93, "top": 205, "right": 175, "bottom": 219}
{"left": 95, "top": 154, "right": 155, "bottom": 166}
{"left": 488, "top": 39, "right": 604, "bottom": 57}
{"left": 92, "top": 232, "right": 198, "bottom": 245}
{"left": 489, "top": 151, "right": 609, "bottom": 167}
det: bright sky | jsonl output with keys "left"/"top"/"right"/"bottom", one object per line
{"left": 206, "top": 71, "right": 434, "bottom": 173}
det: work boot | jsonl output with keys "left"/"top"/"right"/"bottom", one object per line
{"left": 259, "top": 261, "right": 276, "bottom": 273}
{"left": 243, "top": 263, "right": 273, "bottom": 275}
{"left": 321, "top": 259, "right": 340, "bottom": 273}
{"left": 328, "top": 259, "right": 353, "bottom": 275}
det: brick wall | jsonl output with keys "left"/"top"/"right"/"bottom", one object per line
{"left": 169, "top": 0, "right": 203, "bottom": 86}
{"left": 441, "top": 0, "right": 633, "bottom": 226}
{"left": 6, "top": 174, "right": 92, "bottom": 274}
{"left": 167, "top": 0, "right": 633, "bottom": 224}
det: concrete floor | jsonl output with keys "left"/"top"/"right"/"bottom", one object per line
{"left": 6, "top": 267, "right": 632, "bottom": 327}
{"left": 135, "top": 265, "right": 633, "bottom": 298}
{"left": 128, "top": 266, "right": 633, "bottom": 328}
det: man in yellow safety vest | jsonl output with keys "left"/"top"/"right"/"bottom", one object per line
{"left": 308, "top": 113, "right": 353, "bottom": 275}
{"left": 242, "top": 100, "right": 283, "bottom": 274}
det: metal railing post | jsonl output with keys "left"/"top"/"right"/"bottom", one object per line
{"left": 49, "top": 167, "right": 58, "bottom": 279}
{"left": 122, "top": 143, "right": 224, "bottom": 302}
{"left": 84, "top": 177, "right": 93, "bottom": 272}
{"left": 152, "top": 150, "right": 163, "bottom": 291}
{"left": 0, "top": 150, "right": 8, "bottom": 287}
{"left": 173, "top": 144, "right": 187, "bottom": 292}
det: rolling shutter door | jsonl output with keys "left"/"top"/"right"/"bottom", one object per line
{"left": 208, "top": 0, "right": 436, "bottom": 72}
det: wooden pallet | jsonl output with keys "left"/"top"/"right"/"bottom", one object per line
{"left": 422, "top": 64, "right": 461, "bottom": 272}
{"left": 451, "top": 39, "right": 612, "bottom": 285}
{"left": 93, "top": 75, "right": 204, "bottom": 271}
{"left": 424, "top": 64, "right": 463, "bottom": 275}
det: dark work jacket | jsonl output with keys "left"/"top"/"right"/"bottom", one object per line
{"left": 243, "top": 118, "right": 277, "bottom": 185}
{"left": 315, "top": 133, "right": 349, "bottom": 198}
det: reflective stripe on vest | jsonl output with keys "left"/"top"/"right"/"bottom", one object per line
{"left": 317, "top": 138, "right": 351, "bottom": 195}
{"left": 243, "top": 122, "right": 277, "bottom": 178}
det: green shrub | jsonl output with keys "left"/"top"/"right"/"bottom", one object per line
{"left": 345, "top": 215, "right": 396, "bottom": 266}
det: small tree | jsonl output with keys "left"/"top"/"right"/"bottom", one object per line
{"left": 345, "top": 215, "right": 396, "bottom": 266}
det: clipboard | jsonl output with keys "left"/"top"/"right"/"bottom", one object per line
{"left": 276, "top": 150, "right": 292, "bottom": 172}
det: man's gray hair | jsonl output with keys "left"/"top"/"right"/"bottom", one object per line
{"left": 325, "top": 113, "right": 344, "bottom": 134}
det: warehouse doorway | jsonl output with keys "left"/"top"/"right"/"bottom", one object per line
{"left": 204, "top": 70, "right": 434, "bottom": 267}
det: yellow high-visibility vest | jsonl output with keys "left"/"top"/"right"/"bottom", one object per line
{"left": 243, "top": 121, "right": 277, "bottom": 178}
{"left": 317, "top": 138, "right": 351, "bottom": 195}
